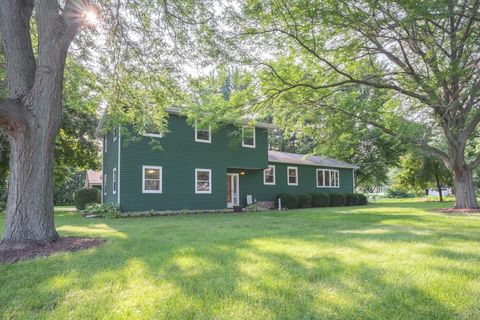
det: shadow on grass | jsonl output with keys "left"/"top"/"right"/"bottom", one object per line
{"left": 1, "top": 203, "right": 480, "bottom": 319}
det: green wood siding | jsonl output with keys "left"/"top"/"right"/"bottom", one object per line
{"left": 102, "top": 129, "right": 119, "bottom": 204}
{"left": 118, "top": 114, "right": 269, "bottom": 212}
{"left": 229, "top": 163, "right": 354, "bottom": 207}
{"left": 102, "top": 113, "right": 356, "bottom": 212}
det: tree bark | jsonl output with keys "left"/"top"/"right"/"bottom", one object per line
{"left": 0, "top": 0, "right": 85, "bottom": 245}
{"left": 435, "top": 172, "right": 443, "bottom": 202}
{"left": 2, "top": 121, "right": 60, "bottom": 244}
{"left": 451, "top": 157, "right": 478, "bottom": 209}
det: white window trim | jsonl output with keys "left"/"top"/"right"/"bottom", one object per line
{"left": 242, "top": 126, "right": 256, "bottom": 148}
{"left": 104, "top": 174, "right": 107, "bottom": 195}
{"left": 104, "top": 135, "right": 107, "bottom": 153}
{"left": 263, "top": 165, "right": 276, "bottom": 185}
{"left": 112, "top": 168, "right": 117, "bottom": 194}
{"left": 287, "top": 166, "right": 298, "bottom": 186}
{"left": 195, "top": 168, "right": 212, "bottom": 194}
{"left": 113, "top": 126, "right": 118, "bottom": 142}
{"left": 142, "top": 166, "right": 163, "bottom": 194}
{"left": 316, "top": 169, "right": 340, "bottom": 188}
{"left": 143, "top": 132, "right": 163, "bottom": 138}
{"left": 195, "top": 121, "right": 211, "bottom": 143}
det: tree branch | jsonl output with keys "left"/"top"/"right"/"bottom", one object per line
{"left": 0, "top": 98, "right": 28, "bottom": 126}
{"left": 0, "top": 0, "right": 36, "bottom": 99}
{"left": 312, "top": 103, "right": 451, "bottom": 165}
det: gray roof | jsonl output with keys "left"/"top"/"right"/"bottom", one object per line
{"left": 268, "top": 150, "right": 359, "bottom": 170}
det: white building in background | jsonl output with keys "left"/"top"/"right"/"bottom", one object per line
{"left": 428, "top": 187, "right": 451, "bottom": 197}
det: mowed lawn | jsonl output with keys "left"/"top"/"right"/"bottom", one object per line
{"left": 1, "top": 201, "right": 480, "bottom": 319}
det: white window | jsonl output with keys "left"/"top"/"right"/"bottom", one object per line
{"left": 242, "top": 127, "right": 256, "bottom": 148}
{"left": 195, "top": 121, "right": 211, "bottom": 143}
{"left": 195, "top": 169, "right": 212, "bottom": 194}
{"left": 143, "top": 130, "right": 163, "bottom": 138}
{"left": 113, "top": 126, "right": 118, "bottom": 141}
{"left": 317, "top": 169, "right": 340, "bottom": 188}
{"left": 263, "top": 165, "right": 275, "bottom": 185}
{"left": 104, "top": 136, "right": 107, "bottom": 153}
{"left": 142, "top": 166, "right": 162, "bottom": 193}
{"left": 287, "top": 166, "right": 298, "bottom": 186}
{"left": 103, "top": 174, "right": 107, "bottom": 195}
{"left": 112, "top": 168, "right": 117, "bottom": 194}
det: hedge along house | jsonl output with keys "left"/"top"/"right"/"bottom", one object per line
{"left": 100, "top": 109, "right": 359, "bottom": 212}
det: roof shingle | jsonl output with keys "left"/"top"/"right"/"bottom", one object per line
{"left": 268, "top": 150, "right": 359, "bottom": 169}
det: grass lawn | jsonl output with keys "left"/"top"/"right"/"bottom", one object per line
{"left": 1, "top": 200, "right": 480, "bottom": 319}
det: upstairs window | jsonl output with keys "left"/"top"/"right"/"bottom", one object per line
{"left": 263, "top": 165, "right": 275, "bottom": 185}
{"left": 143, "top": 129, "right": 163, "bottom": 138}
{"left": 143, "top": 166, "right": 162, "bottom": 193}
{"left": 287, "top": 166, "right": 298, "bottom": 186}
{"left": 317, "top": 169, "right": 340, "bottom": 188}
{"left": 112, "top": 168, "right": 117, "bottom": 194}
{"left": 242, "top": 127, "right": 256, "bottom": 148}
{"left": 195, "top": 121, "right": 211, "bottom": 143}
{"left": 195, "top": 169, "right": 212, "bottom": 194}
{"left": 113, "top": 126, "right": 118, "bottom": 141}
{"left": 104, "top": 136, "right": 107, "bottom": 153}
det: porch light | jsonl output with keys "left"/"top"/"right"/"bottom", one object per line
{"left": 240, "top": 171, "right": 245, "bottom": 175}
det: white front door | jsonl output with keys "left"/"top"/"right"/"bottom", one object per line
{"left": 226, "top": 173, "right": 240, "bottom": 208}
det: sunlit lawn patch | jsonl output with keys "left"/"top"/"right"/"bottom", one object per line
{"left": 1, "top": 200, "right": 480, "bottom": 319}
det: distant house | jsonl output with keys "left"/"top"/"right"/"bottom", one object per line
{"left": 85, "top": 170, "right": 102, "bottom": 190}
{"left": 99, "top": 109, "right": 358, "bottom": 212}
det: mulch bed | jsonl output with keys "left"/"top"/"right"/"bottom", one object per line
{"left": 431, "top": 208, "right": 480, "bottom": 215}
{"left": 0, "top": 237, "right": 105, "bottom": 264}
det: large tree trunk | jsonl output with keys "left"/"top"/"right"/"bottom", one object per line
{"left": 451, "top": 156, "right": 478, "bottom": 209}
{"left": 1, "top": 116, "right": 60, "bottom": 244}
{"left": 0, "top": 1, "right": 85, "bottom": 245}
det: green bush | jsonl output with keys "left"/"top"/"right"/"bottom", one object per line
{"left": 0, "top": 178, "right": 6, "bottom": 212}
{"left": 54, "top": 170, "right": 86, "bottom": 205}
{"left": 298, "top": 194, "right": 312, "bottom": 208}
{"left": 74, "top": 188, "right": 100, "bottom": 210}
{"left": 276, "top": 193, "right": 299, "bottom": 209}
{"left": 85, "top": 203, "right": 121, "bottom": 219}
{"left": 386, "top": 189, "right": 415, "bottom": 198}
{"left": 357, "top": 193, "right": 368, "bottom": 205}
{"left": 310, "top": 193, "right": 330, "bottom": 207}
{"left": 329, "top": 192, "right": 346, "bottom": 206}
{"left": 345, "top": 193, "right": 359, "bottom": 206}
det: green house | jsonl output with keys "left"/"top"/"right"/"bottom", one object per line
{"left": 101, "top": 110, "right": 358, "bottom": 212}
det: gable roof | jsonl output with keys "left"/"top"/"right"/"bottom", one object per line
{"left": 268, "top": 150, "right": 359, "bottom": 170}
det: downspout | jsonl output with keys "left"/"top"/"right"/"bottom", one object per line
{"left": 352, "top": 169, "right": 356, "bottom": 192}
{"left": 101, "top": 136, "right": 104, "bottom": 204}
{"left": 117, "top": 126, "right": 121, "bottom": 205}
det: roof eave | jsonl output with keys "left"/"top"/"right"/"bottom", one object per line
{"left": 268, "top": 159, "right": 359, "bottom": 170}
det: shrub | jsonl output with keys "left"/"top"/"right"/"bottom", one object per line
{"left": 0, "top": 178, "right": 7, "bottom": 212}
{"left": 54, "top": 170, "right": 86, "bottom": 206}
{"left": 329, "top": 192, "right": 346, "bottom": 206}
{"left": 276, "top": 193, "right": 299, "bottom": 209}
{"left": 345, "top": 193, "right": 359, "bottom": 206}
{"left": 357, "top": 193, "right": 368, "bottom": 205}
{"left": 298, "top": 194, "right": 312, "bottom": 208}
{"left": 386, "top": 189, "right": 415, "bottom": 198}
{"left": 74, "top": 188, "right": 100, "bottom": 210}
{"left": 85, "top": 203, "right": 121, "bottom": 219}
{"left": 310, "top": 193, "right": 330, "bottom": 207}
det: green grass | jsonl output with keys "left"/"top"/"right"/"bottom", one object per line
{"left": 1, "top": 200, "right": 480, "bottom": 319}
